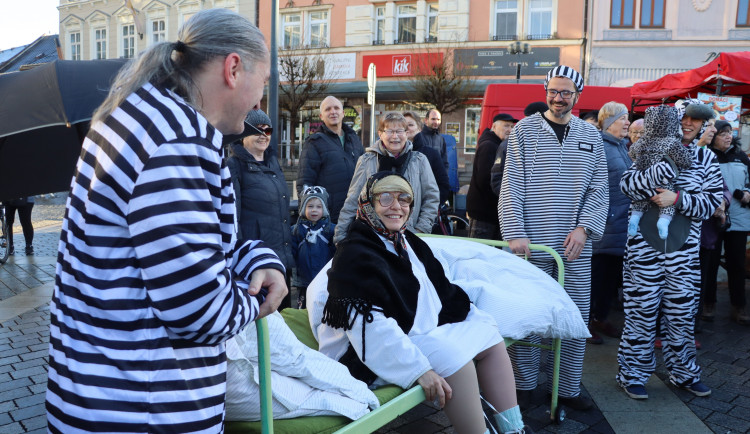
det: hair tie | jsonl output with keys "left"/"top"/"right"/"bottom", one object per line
{"left": 173, "top": 40, "right": 187, "bottom": 53}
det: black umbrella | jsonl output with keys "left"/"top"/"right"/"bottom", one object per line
{"left": 0, "top": 59, "right": 127, "bottom": 202}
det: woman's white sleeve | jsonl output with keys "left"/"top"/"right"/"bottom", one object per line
{"left": 346, "top": 309, "right": 431, "bottom": 389}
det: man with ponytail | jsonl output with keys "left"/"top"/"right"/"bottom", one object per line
{"left": 45, "top": 9, "right": 287, "bottom": 433}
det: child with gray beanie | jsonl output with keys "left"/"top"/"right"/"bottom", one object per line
{"left": 291, "top": 185, "right": 336, "bottom": 308}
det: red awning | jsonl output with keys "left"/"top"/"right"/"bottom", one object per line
{"left": 631, "top": 51, "right": 750, "bottom": 107}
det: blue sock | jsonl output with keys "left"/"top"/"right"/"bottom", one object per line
{"left": 628, "top": 214, "right": 641, "bottom": 237}
{"left": 657, "top": 216, "right": 670, "bottom": 239}
{"left": 494, "top": 405, "right": 524, "bottom": 433}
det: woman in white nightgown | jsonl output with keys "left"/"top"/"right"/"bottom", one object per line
{"left": 319, "top": 172, "right": 531, "bottom": 434}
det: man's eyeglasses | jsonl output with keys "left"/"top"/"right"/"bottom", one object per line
{"left": 630, "top": 130, "right": 644, "bottom": 137}
{"left": 374, "top": 192, "right": 413, "bottom": 208}
{"left": 249, "top": 124, "right": 273, "bottom": 137}
{"left": 382, "top": 129, "right": 406, "bottom": 136}
{"left": 546, "top": 89, "right": 576, "bottom": 100}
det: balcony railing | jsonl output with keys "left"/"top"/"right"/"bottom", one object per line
{"left": 492, "top": 34, "right": 518, "bottom": 41}
{"left": 425, "top": 36, "right": 438, "bottom": 43}
{"left": 526, "top": 33, "right": 555, "bottom": 40}
{"left": 372, "top": 39, "right": 385, "bottom": 45}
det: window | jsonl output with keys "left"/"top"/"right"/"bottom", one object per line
{"left": 527, "top": 0, "right": 553, "bottom": 39}
{"left": 151, "top": 19, "right": 166, "bottom": 44}
{"left": 283, "top": 13, "right": 302, "bottom": 48}
{"left": 739, "top": 0, "right": 750, "bottom": 26}
{"left": 307, "top": 11, "right": 328, "bottom": 47}
{"left": 70, "top": 32, "right": 81, "bottom": 60}
{"left": 397, "top": 5, "right": 417, "bottom": 43}
{"left": 611, "top": 0, "right": 635, "bottom": 27}
{"left": 374, "top": 6, "right": 385, "bottom": 44}
{"left": 94, "top": 28, "right": 106, "bottom": 59}
{"left": 494, "top": 0, "right": 518, "bottom": 40}
{"left": 122, "top": 24, "right": 135, "bottom": 58}
{"left": 426, "top": 4, "right": 439, "bottom": 42}
{"left": 640, "top": 0, "right": 664, "bottom": 28}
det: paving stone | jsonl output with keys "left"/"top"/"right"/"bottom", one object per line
{"left": 588, "top": 419, "right": 616, "bottom": 434}
{"left": 0, "top": 387, "right": 32, "bottom": 404}
{"left": 20, "top": 415, "right": 47, "bottom": 431}
{"left": 733, "top": 395, "right": 750, "bottom": 408}
{"left": 14, "top": 393, "right": 45, "bottom": 410}
{"left": 9, "top": 403, "right": 46, "bottom": 424}
{"left": 0, "top": 355, "right": 21, "bottom": 367}
{"left": 0, "top": 422, "right": 23, "bottom": 433}
{"left": 20, "top": 349, "right": 48, "bottom": 362}
{"left": 0, "top": 412, "right": 12, "bottom": 426}
{"left": 28, "top": 383, "right": 46, "bottom": 395}
{"left": 30, "top": 373, "right": 47, "bottom": 385}
{"left": 11, "top": 357, "right": 46, "bottom": 371}
{"left": 0, "top": 377, "right": 32, "bottom": 393}
{"left": 728, "top": 406, "right": 750, "bottom": 422}
{"left": 10, "top": 366, "right": 46, "bottom": 381}
{"left": 687, "top": 402, "right": 713, "bottom": 420}
{"left": 707, "top": 412, "right": 750, "bottom": 433}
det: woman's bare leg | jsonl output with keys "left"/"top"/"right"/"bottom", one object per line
{"left": 476, "top": 341, "right": 518, "bottom": 412}
{"left": 443, "top": 362, "right": 486, "bottom": 434}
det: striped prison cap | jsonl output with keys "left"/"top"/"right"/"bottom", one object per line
{"left": 545, "top": 65, "right": 584, "bottom": 93}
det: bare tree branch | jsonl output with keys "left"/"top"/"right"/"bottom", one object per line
{"left": 407, "top": 46, "right": 475, "bottom": 115}
{"left": 278, "top": 47, "right": 338, "bottom": 158}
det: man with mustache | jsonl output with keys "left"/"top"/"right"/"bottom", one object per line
{"left": 499, "top": 65, "right": 609, "bottom": 411}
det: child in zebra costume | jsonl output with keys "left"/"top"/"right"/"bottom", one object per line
{"left": 616, "top": 99, "right": 722, "bottom": 400}
{"left": 627, "top": 105, "right": 694, "bottom": 240}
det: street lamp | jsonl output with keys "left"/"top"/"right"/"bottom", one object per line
{"left": 508, "top": 42, "right": 530, "bottom": 84}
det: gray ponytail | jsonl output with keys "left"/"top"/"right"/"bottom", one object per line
{"left": 92, "top": 8, "right": 268, "bottom": 124}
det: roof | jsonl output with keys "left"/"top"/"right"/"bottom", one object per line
{"left": 0, "top": 35, "right": 60, "bottom": 73}
{"left": 631, "top": 51, "right": 750, "bottom": 107}
{"left": 0, "top": 46, "right": 28, "bottom": 65}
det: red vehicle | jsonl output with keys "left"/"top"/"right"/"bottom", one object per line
{"left": 479, "top": 83, "right": 633, "bottom": 131}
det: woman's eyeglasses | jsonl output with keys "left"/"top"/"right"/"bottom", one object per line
{"left": 249, "top": 124, "right": 273, "bottom": 137}
{"left": 375, "top": 192, "right": 413, "bottom": 208}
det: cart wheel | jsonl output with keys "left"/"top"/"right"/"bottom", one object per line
{"left": 554, "top": 405, "right": 566, "bottom": 424}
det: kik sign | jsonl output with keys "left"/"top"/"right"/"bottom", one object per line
{"left": 361, "top": 53, "right": 443, "bottom": 78}
{"left": 392, "top": 55, "right": 411, "bottom": 75}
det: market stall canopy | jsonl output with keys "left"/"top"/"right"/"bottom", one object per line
{"left": 0, "top": 59, "right": 126, "bottom": 201}
{"left": 631, "top": 51, "right": 750, "bottom": 108}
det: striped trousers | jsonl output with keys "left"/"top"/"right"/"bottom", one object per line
{"left": 508, "top": 256, "right": 591, "bottom": 398}
{"left": 616, "top": 236, "right": 701, "bottom": 388}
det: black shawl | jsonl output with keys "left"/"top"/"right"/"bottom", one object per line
{"left": 322, "top": 219, "right": 470, "bottom": 383}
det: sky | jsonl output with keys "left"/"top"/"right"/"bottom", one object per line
{"left": 0, "top": 0, "right": 61, "bottom": 51}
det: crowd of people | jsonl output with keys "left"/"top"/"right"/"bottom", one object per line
{"left": 37, "top": 8, "right": 748, "bottom": 434}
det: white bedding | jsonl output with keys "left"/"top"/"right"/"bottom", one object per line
{"left": 225, "top": 312, "right": 379, "bottom": 422}
{"left": 307, "top": 237, "right": 589, "bottom": 342}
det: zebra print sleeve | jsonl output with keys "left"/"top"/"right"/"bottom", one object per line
{"left": 675, "top": 148, "right": 723, "bottom": 221}
{"left": 620, "top": 160, "right": 678, "bottom": 201}
{"left": 128, "top": 140, "right": 267, "bottom": 346}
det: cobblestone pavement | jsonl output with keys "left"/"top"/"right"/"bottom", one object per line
{"left": 1, "top": 194, "right": 749, "bottom": 433}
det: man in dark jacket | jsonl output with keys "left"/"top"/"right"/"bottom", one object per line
{"left": 405, "top": 111, "right": 451, "bottom": 204}
{"left": 297, "top": 96, "right": 364, "bottom": 222}
{"left": 421, "top": 108, "right": 449, "bottom": 171}
{"left": 466, "top": 113, "right": 517, "bottom": 240}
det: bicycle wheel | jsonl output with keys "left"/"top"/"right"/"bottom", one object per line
{"left": 0, "top": 214, "right": 8, "bottom": 264}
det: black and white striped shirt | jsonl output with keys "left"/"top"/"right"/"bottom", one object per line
{"left": 46, "top": 83, "right": 283, "bottom": 433}
{"left": 499, "top": 113, "right": 609, "bottom": 256}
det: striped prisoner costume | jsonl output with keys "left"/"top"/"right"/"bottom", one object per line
{"left": 499, "top": 112, "right": 608, "bottom": 397}
{"left": 46, "top": 83, "right": 284, "bottom": 433}
{"left": 616, "top": 145, "right": 722, "bottom": 388}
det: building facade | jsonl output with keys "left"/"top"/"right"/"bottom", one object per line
{"left": 57, "top": 0, "right": 257, "bottom": 62}
{"left": 258, "top": 0, "right": 587, "bottom": 179}
{"left": 586, "top": 0, "right": 750, "bottom": 144}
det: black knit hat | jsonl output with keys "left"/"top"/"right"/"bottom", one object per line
{"left": 524, "top": 101, "right": 548, "bottom": 117}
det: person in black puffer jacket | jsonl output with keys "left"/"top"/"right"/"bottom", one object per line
{"left": 466, "top": 113, "right": 517, "bottom": 240}
{"left": 421, "top": 108, "right": 449, "bottom": 171}
{"left": 404, "top": 111, "right": 450, "bottom": 204}
{"left": 297, "top": 96, "right": 365, "bottom": 223}
{"left": 228, "top": 109, "right": 294, "bottom": 309}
